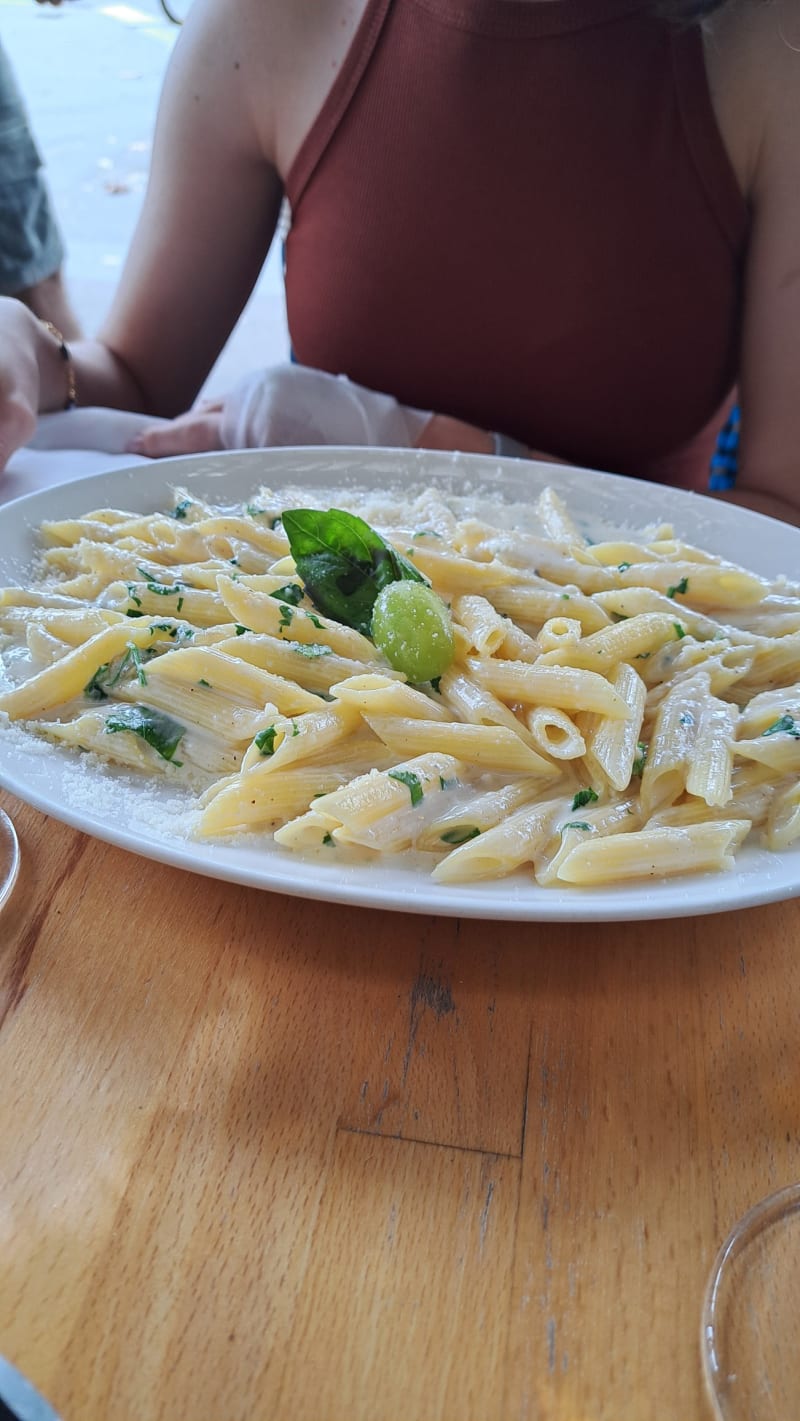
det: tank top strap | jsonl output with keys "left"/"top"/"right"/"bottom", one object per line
{"left": 287, "top": 0, "right": 392, "bottom": 205}
{"left": 670, "top": 23, "right": 748, "bottom": 253}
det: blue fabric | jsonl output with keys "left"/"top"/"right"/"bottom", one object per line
{"left": 0, "top": 39, "right": 64, "bottom": 294}
{"left": 710, "top": 403, "right": 739, "bottom": 489}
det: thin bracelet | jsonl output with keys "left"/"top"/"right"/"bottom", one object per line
{"left": 41, "top": 320, "right": 77, "bottom": 410}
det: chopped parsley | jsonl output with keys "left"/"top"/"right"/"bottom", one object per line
{"left": 198, "top": 678, "right": 211, "bottom": 688}
{"left": 440, "top": 826, "right": 480, "bottom": 845}
{"left": 761, "top": 714, "right": 800, "bottom": 739}
{"left": 104, "top": 704, "right": 185, "bottom": 763}
{"left": 254, "top": 725, "right": 278, "bottom": 756}
{"left": 278, "top": 605, "right": 294, "bottom": 631}
{"left": 666, "top": 576, "right": 689, "bottom": 599}
{"left": 430, "top": 676, "right": 442, "bottom": 694}
{"left": 673, "top": 622, "right": 686, "bottom": 639}
{"left": 617, "top": 561, "right": 632, "bottom": 572}
{"left": 388, "top": 769, "right": 424, "bottom": 806}
{"left": 234, "top": 625, "right": 250, "bottom": 636}
{"left": 571, "top": 787, "right": 599, "bottom": 811}
{"left": 136, "top": 567, "right": 185, "bottom": 598}
{"left": 173, "top": 498, "right": 192, "bottom": 520}
{"left": 291, "top": 642, "right": 333, "bottom": 659}
{"left": 562, "top": 821, "right": 591, "bottom": 833}
{"left": 632, "top": 742, "right": 648, "bottom": 776}
{"left": 322, "top": 832, "right": 335, "bottom": 846}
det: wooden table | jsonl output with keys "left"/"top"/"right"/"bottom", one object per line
{"left": 1, "top": 786, "right": 798, "bottom": 1421}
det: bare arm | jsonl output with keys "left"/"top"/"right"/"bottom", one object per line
{"left": 706, "top": 1, "right": 800, "bottom": 526}
{"left": 0, "top": 0, "right": 286, "bottom": 454}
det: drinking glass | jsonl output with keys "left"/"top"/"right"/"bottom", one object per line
{"left": 0, "top": 806, "right": 19, "bottom": 910}
{"left": 701, "top": 1182, "right": 800, "bottom": 1420}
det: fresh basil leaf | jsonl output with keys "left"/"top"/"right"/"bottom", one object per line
{"left": 282, "top": 507, "right": 426, "bottom": 636}
{"left": 104, "top": 704, "right": 186, "bottom": 762}
{"left": 571, "top": 787, "right": 599, "bottom": 811}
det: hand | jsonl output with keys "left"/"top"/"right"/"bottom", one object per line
{"left": 127, "top": 400, "right": 224, "bottom": 457}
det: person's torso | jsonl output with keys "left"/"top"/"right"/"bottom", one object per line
{"left": 278, "top": 0, "right": 750, "bottom": 485}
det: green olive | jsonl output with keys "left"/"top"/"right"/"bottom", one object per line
{"left": 371, "top": 581, "right": 455, "bottom": 683}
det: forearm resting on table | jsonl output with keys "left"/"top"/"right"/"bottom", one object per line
{"left": 45, "top": 336, "right": 146, "bottom": 415}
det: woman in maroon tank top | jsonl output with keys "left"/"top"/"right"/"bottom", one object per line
{"left": 0, "top": 0, "right": 797, "bottom": 523}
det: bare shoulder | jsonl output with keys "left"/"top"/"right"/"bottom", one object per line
{"left": 703, "top": 0, "right": 800, "bottom": 200}
{"left": 223, "top": 0, "right": 371, "bottom": 173}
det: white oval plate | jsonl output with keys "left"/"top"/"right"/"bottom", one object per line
{"left": 0, "top": 446, "right": 798, "bottom": 921}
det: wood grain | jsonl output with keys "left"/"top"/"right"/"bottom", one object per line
{"left": 2, "top": 788, "right": 800, "bottom": 1421}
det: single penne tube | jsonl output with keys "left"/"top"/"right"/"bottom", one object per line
{"left": 111, "top": 578, "right": 228, "bottom": 627}
{"left": 468, "top": 656, "right": 631, "bottom": 718}
{"left": 25, "top": 626, "right": 71, "bottom": 666}
{"left": 451, "top": 594, "right": 508, "bottom": 655}
{"left": 737, "top": 685, "right": 800, "bottom": 738}
{"left": 556, "top": 819, "right": 752, "bottom": 884}
{"left": 239, "top": 702, "right": 362, "bottom": 773}
{"left": 438, "top": 668, "right": 540, "bottom": 745}
{"left": 639, "top": 672, "right": 710, "bottom": 814}
{"left": 329, "top": 673, "right": 449, "bottom": 721}
{"left": 577, "top": 540, "right": 664, "bottom": 568}
{"left": 0, "top": 604, "right": 128, "bottom": 642}
{"left": 362, "top": 714, "right": 559, "bottom": 776}
{"left": 431, "top": 795, "right": 567, "bottom": 883}
{"left": 113, "top": 679, "right": 280, "bottom": 744}
{"left": 273, "top": 809, "right": 345, "bottom": 852}
{"left": 733, "top": 735, "right": 800, "bottom": 774}
{"left": 215, "top": 575, "right": 376, "bottom": 660}
{"left": 36, "top": 704, "right": 238, "bottom": 777}
{"left": 143, "top": 645, "right": 322, "bottom": 715}
{"left": 196, "top": 772, "right": 352, "bottom": 837}
{"left": 215, "top": 632, "right": 391, "bottom": 694}
{"left": 180, "top": 514, "right": 288, "bottom": 557}
{"left": 536, "top": 617, "right": 582, "bottom": 653}
{"left": 684, "top": 694, "right": 738, "bottom": 806}
{"left": 615, "top": 561, "right": 770, "bottom": 609}
{"left": 387, "top": 544, "right": 517, "bottom": 593}
{"left": 311, "top": 752, "right": 464, "bottom": 835}
{"left": 592, "top": 586, "right": 727, "bottom": 640}
{"left": 736, "top": 637, "right": 800, "bottom": 692}
{"left": 0, "top": 618, "right": 170, "bottom": 719}
{"left": 524, "top": 706, "right": 586, "bottom": 760}
{"left": 488, "top": 584, "right": 611, "bottom": 634}
{"left": 535, "top": 612, "right": 687, "bottom": 672}
{"left": 534, "top": 796, "right": 642, "bottom": 886}
{"left": 577, "top": 663, "right": 646, "bottom": 790}
{"left": 764, "top": 781, "right": 800, "bottom": 851}
{"left": 534, "top": 487, "right": 585, "bottom": 545}
{"left": 497, "top": 622, "right": 541, "bottom": 662}
{"left": 0, "top": 587, "right": 120, "bottom": 612}
{"left": 416, "top": 781, "right": 541, "bottom": 851}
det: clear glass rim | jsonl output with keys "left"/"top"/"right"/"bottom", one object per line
{"left": 0, "top": 806, "right": 20, "bottom": 911}
{"left": 700, "top": 1180, "right": 800, "bottom": 1418}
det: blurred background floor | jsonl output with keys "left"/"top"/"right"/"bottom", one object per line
{"left": 2, "top": 0, "right": 290, "bottom": 398}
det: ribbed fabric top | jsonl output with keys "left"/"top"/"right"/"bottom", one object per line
{"left": 285, "top": 0, "right": 749, "bottom": 486}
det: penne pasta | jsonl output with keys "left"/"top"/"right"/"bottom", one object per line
{"left": 2, "top": 479, "right": 797, "bottom": 893}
